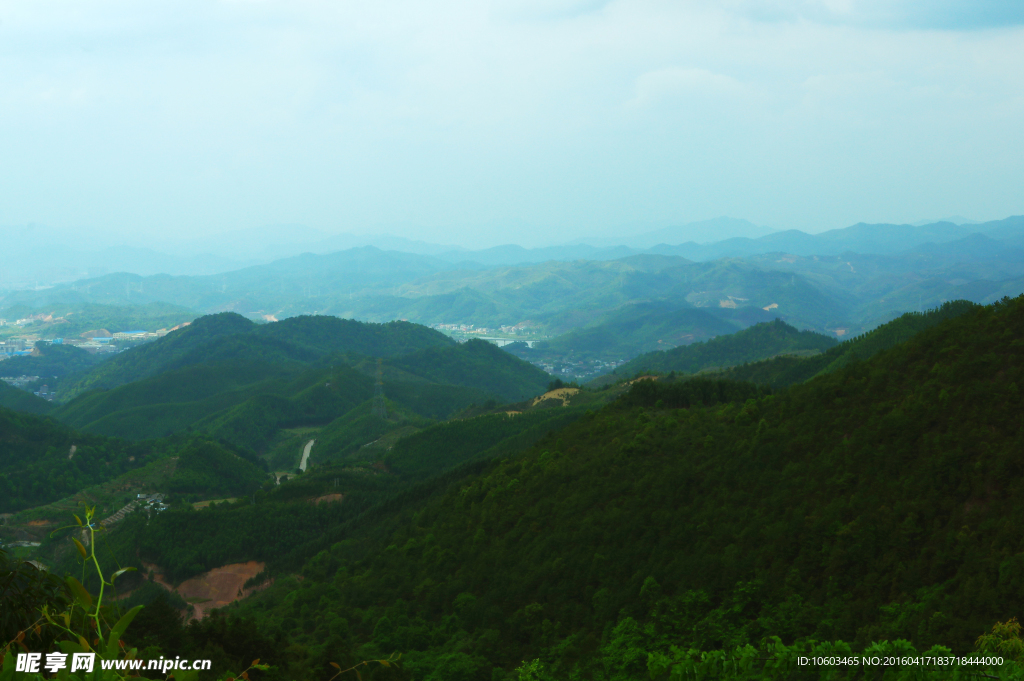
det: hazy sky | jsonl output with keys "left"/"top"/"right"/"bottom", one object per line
{"left": 1, "top": 0, "right": 1022, "bottom": 248}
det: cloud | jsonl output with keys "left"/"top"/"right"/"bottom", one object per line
{"left": 489, "top": 0, "right": 613, "bottom": 22}
{"left": 0, "top": 0, "right": 1021, "bottom": 244}
{"left": 627, "top": 67, "right": 745, "bottom": 110}
{"left": 712, "top": 0, "right": 1024, "bottom": 29}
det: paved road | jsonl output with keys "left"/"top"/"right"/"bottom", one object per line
{"left": 300, "top": 439, "right": 315, "bottom": 471}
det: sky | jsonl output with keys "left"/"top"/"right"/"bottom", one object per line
{"left": 1, "top": 0, "right": 1022, "bottom": 249}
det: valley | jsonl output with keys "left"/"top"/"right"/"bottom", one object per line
{"left": 3, "top": 221, "right": 1024, "bottom": 680}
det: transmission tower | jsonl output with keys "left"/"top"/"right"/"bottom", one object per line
{"left": 372, "top": 357, "right": 388, "bottom": 420}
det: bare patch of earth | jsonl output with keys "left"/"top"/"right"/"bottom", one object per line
{"left": 141, "top": 561, "right": 268, "bottom": 620}
{"left": 531, "top": 388, "right": 580, "bottom": 407}
{"left": 176, "top": 562, "right": 266, "bottom": 620}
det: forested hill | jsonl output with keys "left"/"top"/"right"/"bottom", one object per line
{"left": 0, "top": 342, "right": 105, "bottom": 380}
{"left": 55, "top": 313, "right": 455, "bottom": 402}
{"left": 717, "top": 299, "right": 979, "bottom": 388}
{"left": 39, "top": 313, "right": 551, "bottom": 455}
{"left": 0, "top": 408, "right": 177, "bottom": 512}
{"left": 391, "top": 339, "right": 552, "bottom": 401}
{"left": 54, "top": 312, "right": 257, "bottom": 400}
{"left": 607, "top": 318, "right": 838, "bottom": 379}
{"left": 531, "top": 302, "right": 741, "bottom": 362}
{"left": 220, "top": 294, "right": 1024, "bottom": 679}
{"left": 0, "top": 400, "right": 277, "bottom": 513}
{"left": 0, "top": 380, "right": 52, "bottom": 415}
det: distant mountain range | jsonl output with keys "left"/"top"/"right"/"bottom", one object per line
{"left": 4, "top": 215, "right": 1024, "bottom": 388}
{"left": 571, "top": 216, "right": 779, "bottom": 248}
{"left": 4, "top": 215, "right": 1021, "bottom": 286}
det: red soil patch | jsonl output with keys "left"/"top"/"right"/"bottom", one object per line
{"left": 140, "top": 561, "right": 268, "bottom": 620}
{"left": 175, "top": 561, "right": 267, "bottom": 620}
{"left": 310, "top": 493, "right": 344, "bottom": 505}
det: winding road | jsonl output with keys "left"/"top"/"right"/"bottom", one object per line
{"left": 299, "top": 439, "right": 315, "bottom": 471}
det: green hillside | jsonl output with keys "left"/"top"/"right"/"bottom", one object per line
{"left": 55, "top": 312, "right": 258, "bottom": 400}
{"left": 392, "top": 339, "right": 550, "bottom": 402}
{"left": 0, "top": 379, "right": 52, "bottom": 415}
{"left": 52, "top": 359, "right": 290, "bottom": 433}
{"left": 295, "top": 378, "right": 559, "bottom": 468}
{"left": 54, "top": 313, "right": 456, "bottom": 403}
{"left": 164, "top": 438, "right": 269, "bottom": 497}
{"left": 46, "top": 315, "right": 547, "bottom": 461}
{"left": 382, "top": 408, "right": 588, "bottom": 481}
{"left": 383, "top": 381, "right": 497, "bottom": 420}
{"left": 193, "top": 294, "right": 1024, "bottom": 679}
{"left": 252, "top": 314, "right": 454, "bottom": 358}
{"left": 0, "top": 342, "right": 106, "bottom": 380}
{"left": 0, "top": 301, "right": 196, "bottom": 340}
{"left": 0, "top": 400, "right": 278, "bottom": 514}
{"left": 191, "top": 365, "right": 375, "bottom": 453}
{"left": 11, "top": 294, "right": 1024, "bottom": 680}
{"left": 50, "top": 354, "right": 516, "bottom": 453}
{"left": 296, "top": 400, "right": 429, "bottom": 466}
{"left": 68, "top": 400, "right": 592, "bottom": 587}
{"left": 531, "top": 302, "right": 741, "bottom": 361}
{"left": 0, "top": 408, "right": 176, "bottom": 513}
{"left": 608, "top": 318, "right": 839, "bottom": 380}
{"left": 718, "top": 299, "right": 979, "bottom": 388}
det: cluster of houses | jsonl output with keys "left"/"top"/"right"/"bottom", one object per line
{"left": 0, "top": 339, "right": 28, "bottom": 357}
{"left": 1, "top": 375, "right": 39, "bottom": 389}
{"left": 432, "top": 322, "right": 478, "bottom": 332}
{"left": 0, "top": 321, "right": 191, "bottom": 361}
{"left": 137, "top": 493, "right": 170, "bottom": 513}
{"left": 498, "top": 322, "right": 536, "bottom": 335}
{"left": 432, "top": 321, "right": 538, "bottom": 337}
{"left": 539, "top": 358, "right": 627, "bottom": 381}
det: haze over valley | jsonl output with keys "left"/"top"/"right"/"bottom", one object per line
{"left": 4, "top": 214, "right": 1023, "bottom": 383}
